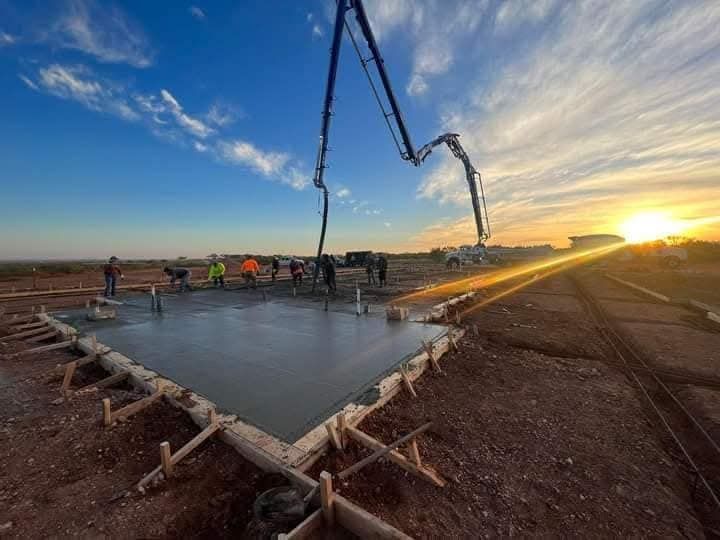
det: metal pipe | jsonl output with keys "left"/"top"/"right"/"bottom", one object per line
{"left": 311, "top": 0, "right": 349, "bottom": 292}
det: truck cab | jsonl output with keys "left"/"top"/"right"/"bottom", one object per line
{"left": 445, "top": 245, "right": 487, "bottom": 269}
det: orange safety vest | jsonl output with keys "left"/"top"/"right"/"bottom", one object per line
{"left": 241, "top": 259, "right": 260, "bottom": 273}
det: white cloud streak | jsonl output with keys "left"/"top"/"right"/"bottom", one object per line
{"left": 1, "top": 31, "right": 16, "bottom": 45}
{"left": 25, "top": 64, "right": 139, "bottom": 120}
{"left": 19, "top": 63, "right": 310, "bottom": 191}
{"left": 495, "top": 0, "right": 557, "bottom": 33}
{"left": 189, "top": 6, "right": 206, "bottom": 21}
{"left": 160, "top": 89, "right": 215, "bottom": 139}
{"left": 46, "top": 0, "right": 153, "bottom": 68}
{"left": 415, "top": 0, "right": 720, "bottom": 246}
{"left": 359, "top": 0, "right": 487, "bottom": 96}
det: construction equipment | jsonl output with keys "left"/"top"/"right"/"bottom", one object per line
{"left": 311, "top": 0, "right": 490, "bottom": 289}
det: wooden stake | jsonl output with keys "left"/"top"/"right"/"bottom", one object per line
{"left": 320, "top": 471, "right": 335, "bottom": 527}
{"left": 3, "top": 324, "right": 51, "bottom": 341}
{"left": 60, "top": 360, "right": 78, "bottom": 397}
{"left": 473, "top": 324, "right": 479, "bottom": 336}
{"left": 449, "top": 333, "right": 458, "bottom": 352}
{"left": 325, "top": 421, "right": 342, "bottom": 451}
{"left": 102, "top": 398, "right": 112, "bottom": 426}
{"left": 14, "top": 338, "right": 75, "bottom": 357}
{"left": 422, "top": 340, "right": 442, "bottom": 373}
{"left": 137, "top": 408, "right": 220, "bottom": 489}
{"left": 346, "top": 426, "right": 445, "bottom": 487}
{"left": 106, "top": 385, "right": 164, "bottom": 426}
{"left": 409, "top": 440, "right": 422, "bottom": 467}
{"left": 160, "top": 441, "right": 173, "bottom": 477}
{"left": 336, "top": 412, "right": 347, "bottom": 450}
{"left": 25, "top": 329, "right": 58, "bottom": 343}
{"left": 399, "top": 365, "right": 417, "bottom": 398}
{"left": 337, "top": 422, "right": 432, "bottom": 481}
{"left": 77, "top": 370, "right": 129, "bottom": 392}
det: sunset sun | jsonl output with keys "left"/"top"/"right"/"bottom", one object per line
{"left": 619, "top": 211, "right": 687, "bottom": 244}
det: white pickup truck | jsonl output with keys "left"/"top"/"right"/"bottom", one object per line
{"left": 445, "top": 245, "right": 487, "bottom": 269}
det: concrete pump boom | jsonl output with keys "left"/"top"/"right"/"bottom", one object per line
{"left": 311, "top": 0, "right": 489, "bottom": 289}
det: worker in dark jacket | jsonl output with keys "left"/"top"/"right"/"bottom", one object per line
{"left": 377, "top": 254, "right": 388, "bottom": 287}
{"left": 366, "top": 256, "right": 376, "bottom": 286}
{"left": 321, "top": 254, "right": 337, "bottom": 293}
{"left": 271, "top": 257, "right": 280, "bottom": 282}
{"left": 164, "top": 266, "right": 192, "bottom": 292}
{"left": 103, "top": 256, "right": 124, "bottom": 297}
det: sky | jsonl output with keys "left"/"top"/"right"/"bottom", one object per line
{"left": 0, "top": 0, "right": 719, "bottom": 259}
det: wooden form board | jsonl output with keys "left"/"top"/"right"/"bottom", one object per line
{"left": 137, "top": 409, "right": 220, "bottom": 489}
{"left": 103, "top": 383, "right": 164, "bottom": 426}
{"left": 345, "top": 425, "right": 445, "bottom": 487}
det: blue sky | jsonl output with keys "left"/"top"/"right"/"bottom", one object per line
{"left": 1, "top": 0, "right": 719, "bottom": 259}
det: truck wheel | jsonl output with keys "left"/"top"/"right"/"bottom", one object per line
{"left": 664, "top": 256, "right": 681, "bottom": 269}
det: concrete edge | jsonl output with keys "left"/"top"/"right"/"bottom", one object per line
{"left": 38, "top": 314, "right": 307, "bottom": 466}
{"left": 292, "top": 327, "right": 465, "bottom": 472}
{"left": 605, "top": 274, "right": 671, "bottom": 303}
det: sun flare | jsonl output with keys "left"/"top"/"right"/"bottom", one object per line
{"left": 619, "top": 211, "right": 686, "bottom": 244}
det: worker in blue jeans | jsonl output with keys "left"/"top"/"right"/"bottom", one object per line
{"left": 103, "top": 256, "right": 124, "bottom": 297}
{"left": 164, "top": 267, "right": 193, "bottom": 292}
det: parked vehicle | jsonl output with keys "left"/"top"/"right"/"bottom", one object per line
{"left": 445, "top": 245, "right": 487, "bottom": 269}
{"left": 345, "top": 251, "right": 373, "bottom": 267}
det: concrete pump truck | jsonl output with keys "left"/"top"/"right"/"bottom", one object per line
{"left": 311, "top": 0, "right": 491, "bottom": 289}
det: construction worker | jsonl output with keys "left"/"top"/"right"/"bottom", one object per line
{"left": 240, "top": 254, "right": 260, "bottom": 289}
{"left": 321, "top": 254, "right": 337, "bottom": 293}
{"left": 271, "top": 256, "right": 280, "bottom": 282}
{"left": 164, "top": 266, "right": 192, "bottom": 292}
{"left": 103, "top": 256, "right": 124, "bottom": 297}
{"left": 366, "top": 255, "right": 377, "bottom": 286}
{"left": 208, "top": 259, "right": 226, "bottom": 288}
{"left": 290, "top": 258, "right": 304, "bottom": 287}
{"left": 377, "top": 254, "right": 388, "bottom": 287}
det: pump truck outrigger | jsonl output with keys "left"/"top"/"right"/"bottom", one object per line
{"left": 311, "top": 0, "right": 491, "bottom": 290}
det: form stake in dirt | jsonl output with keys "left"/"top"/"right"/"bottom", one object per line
{"left": 320, "top": 471, "right": 335, "bottom": 527}
{"left": 356, "top": 283, "right": 361, "bottom": 316}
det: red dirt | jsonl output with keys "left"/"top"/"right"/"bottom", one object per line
{"left": 308, "top": 275, "right": 706, "bottom": 538}
{"left": 0, "top": 337, "right": 291, "bottom": 538}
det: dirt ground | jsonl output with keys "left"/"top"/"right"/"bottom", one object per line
{"left": 3, "top": 261, "right": 719, "bottom": 538}
{"left": 309, "top": 272, "right": 716, "bottom": 537}
{"left": 0, "top": 334, "right": 295, "bottom": 538}
{"left": 611, "top": 266, "right": 720, "bottom": 308}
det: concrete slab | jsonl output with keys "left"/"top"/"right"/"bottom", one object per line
{"left": 60, "top": 293, "right": 444, "bottom": 442}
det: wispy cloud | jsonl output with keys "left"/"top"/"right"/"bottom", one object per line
{"left": 336, "top": 187, "right": 351, "bottom": 198}
{"left": 495, "top": 0, "right": 557, "bottom": 33}
{"left": 205, "top": 102, "right": 240, "bottom": 127}
{"left": 23, "top": 64, "right": 139, "bottom": 120}
{"left": 189, "top": 6, "right": 206, "bottom": 21}
{"left": 160, "top": 89, "right": 215, "bottom": 139}
{"left": 359, "top": 0, "right": 487, "bottom": 96}
{"left": 19, "top": 62, "right": 310, "bottom": 191}
{"left": 415, "top": 0, "right": 720, "bottom": 246}
{"left": 0, "top": 31, "right": 17, "bottom": 46}
{"left": 312, "top": 24, "right": 324, "bottom": 39}
{"left": 44, "top": 0, "right": 153, "bottom": 68}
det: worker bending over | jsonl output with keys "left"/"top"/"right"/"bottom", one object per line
{"left": 164, "top": 266, "right": 192, "bottom": 292}
{"left": 290, "top": 258, "right": 304, "bottom": 287}
{"left": 103, "top": 256, "right": 124, "bottom": 297}
{"left": 240, "top": 254, "right": 260, "bottom": 289}
{"left": 377, "top": 254, "right": 388, "bottom": 287}
{"left": 271, "top": 256, "right": 279, "bottom": 282}
{"left": 321, "top": 254, "right": 337, "bottom": 293}
{"left": 208, "top": 259, "right": 226, "bottom": 288}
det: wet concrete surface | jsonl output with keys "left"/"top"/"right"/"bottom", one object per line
{"left": 57, "top": 289, "right": 444, "bottom": 442}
